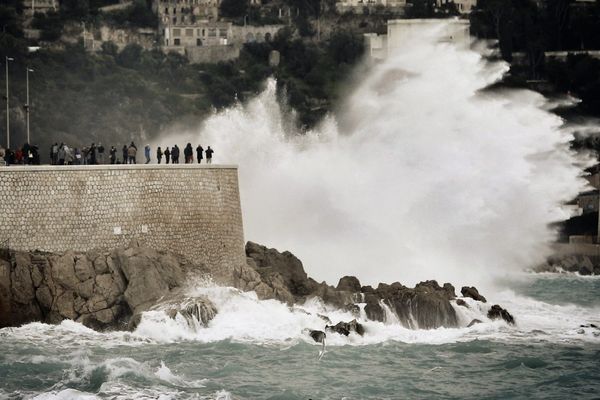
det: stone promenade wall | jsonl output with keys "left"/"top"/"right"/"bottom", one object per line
{"left": 0, "top": 165, "right": 245, "bottom": 285}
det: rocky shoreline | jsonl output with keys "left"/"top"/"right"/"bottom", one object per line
{"left": 0, "top": 241, "right": 515, "bottom": 332}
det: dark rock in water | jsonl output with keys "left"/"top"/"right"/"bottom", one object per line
{"left": 467, "top": 319, "right": 482, "bottom": 327}
{"left": 579, "top": 264, "right": 593, "bottom": 276}
{"left": 443, "top": 283, "right": 457, "bottom": 299}
{"left": 345, "top": 304, "right": 361, "bottom": 317}
{"left": 461, "top": 286, "right": 487, "bottom": 303}
{"left": 309, "top": 330, "right": 326, "bottom": 343}
{"left": 488, "top": 304, "right": 515, "bottom": 325}
{"left": 456, "top": 299, "right": 468, "bottom": 308}
{"left": 364, "top": 294, "right": 385, "bottom": 322}
{"left": 244, "top": 242, "right": 312, "bottom": 297}
{"left": 337, "top": 276, "right": 362, "bottom": 293}
{"left": 326, "top": 319, "right": 365, "bottom": 336}
{"left": 580, "top": 324, "right": 598, "bottom": 329}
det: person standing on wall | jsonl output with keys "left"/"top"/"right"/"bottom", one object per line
{"left": 127, "top": 143, "right": 137, "bottom": 164}
{"left": 184, "top": 143, "right": 193, "bottom": 163}
{"left": 89, "top": 143, "right": 98, "bottom": 165}
{"left": 164, "top": 146, "right": 170, "bottom": 164}
{"left": 109, "top": 146, "right": 117, "bottom": 164}
{"left": 144, "top": 144, "right": 151, "bottom": 164}
{"left": 157, "top": 146, "right": 163, "bottom": 164}
{"left": 97, "top": 143, "right": 105, "bottom": 164}
{"left": 50, "top": 143, "right": 58, "bottom": 165}
{"left": 205, "top": 146, "right": 214, "bottom": 164}
{"left": 196, "top": 144, "right": 203, "bottom": 164}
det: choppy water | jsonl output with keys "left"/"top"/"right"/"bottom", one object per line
{"left": 1, "top": 274, "right": 599, "bottom": 399}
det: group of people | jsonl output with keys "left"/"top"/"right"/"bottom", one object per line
{"left": 0, "top": 143, "right": 41, "bottom": 165}
{"left": 0, "top": 141, "right": 215, "bottom": 166}
{"left": 155, "top": 143, "right": 214, "bottom": 164}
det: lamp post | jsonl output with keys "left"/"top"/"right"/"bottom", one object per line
{"left": 5, "top": 56, "right": 14, "bottom": 149}
{"left": 25, "top": 67, "right": 34, "bottom": 144}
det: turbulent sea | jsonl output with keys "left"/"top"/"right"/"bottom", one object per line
{"left": 1, "top": 274, "right": 599, "bottom": 399}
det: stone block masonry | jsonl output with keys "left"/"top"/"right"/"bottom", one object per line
{"left": 0, "top": 164, "right": 245, "bottom": 285}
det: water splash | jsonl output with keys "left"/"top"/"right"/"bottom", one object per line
{"left": 155, "top": 21, "right": 589, "bottom": 288}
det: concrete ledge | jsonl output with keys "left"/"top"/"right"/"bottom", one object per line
{"left": 0, "top": 164, "right": 238, "bottom": 173}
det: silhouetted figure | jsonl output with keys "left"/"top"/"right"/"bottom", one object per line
{"left": 172, "top": 145, "right": 180, "bottom": 164}
{"left": 89, "top": 143, "right": 97, "bottom": 165}
{"left": 51, "top": 143, "right": 58, "bottom": 165}
{"left": 184, "top": 143, "right": 193, "bottom": 163}
{"left": 157, "top": 147, "right": 163, "bottom": 164}
{"left": 144, "top": 144, "right": 151, "bottom": 164}
{"left": 164, "top": 147, "right": 170, "bottom": 164}
{"left": 57, "top": 144, "right": 66, "bottom": 165}
{"left": 97, "top": 143, "right": 105, "bottom": 164}
{"left": 22, "top": 143, "right": 31, "bottom": 165}
{"left": 110, "top": 146, "right": 117, "bottom": 164}
{"left": 122, "top": 145, "right": 128, "bottom": 163}
{"left": 196, "top": 145, "right": 203, "bottom": 164}
{"left": 205, "top": 146, "right": 214, "bottom": 164}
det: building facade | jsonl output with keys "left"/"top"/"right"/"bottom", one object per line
{"left": 436, "top": 0, "right": 477, "bottom": 14}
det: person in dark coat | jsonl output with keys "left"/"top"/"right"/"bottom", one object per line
{"left": 164, "top": 146, "right": 170, "bottom": 164}
{"left": 196, "top": 145, "right": 204, "bottom": 164}
{"left": 157, "top": 146, "right": 163, "bottom": 164}
{"left": 184, "top": 143, "right": 193, "bottom": 163}
{"left": 172, "top": 145, "right": 180, "bottom": 164}
{"left": 122, "top": 145, "right": 128, "bottom": 164}
{"left": 109, "top": 146, "right": 117, "bottom": 164}
{"left": 205, "top": 146, "right": 214, "bottom": 164}
{"left": 89, "top": 143, "right": 97, "bottom": 165}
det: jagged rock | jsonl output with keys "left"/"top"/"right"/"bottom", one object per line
{"left": 31, "top": 266, "right": 44, "bottom": 288}
{"left": 309, "top": 330, "right": 326, "bottom": 343}
{"left": 579, "top": 264, "right": 593, "bottom": 276}
{"left": 245, "top": 241, "right": 312, "bottom": 297}
{"left": 77, "top": 278, "right": 95, "bottom": 300}
{"left": 364, "top": 294, "right": 384, "bottom": 322}
{"left": 52, "top": 251, "right": 79, "bottom": 291}
{"left": 11, "top": 257, "right": 35, "bottom": 304}
{"left": 326, "top": 319, "right": 365, "bottom": 336}
{"left": 467, "top": 319, "right": 482, "bottom": 327}
{"left": 337, "top": 276, "right": 362, "bottom": 293}
{"left": 55, "top": 291, "right": 77, "bottom": 319}
{"left": 74, "top": 256, "right": 95, "bottom": 282}
{"left": 442, "top": 283, "right": 456, "bottom": 299}
{"left": 361, "top": 285, "right": 375, "bottom": 293}
{"left": 461, "top": 286, "right": 487, "bottom": 303}
{"left": 488, "top": 304, "right": 515, "bottom": 325}
{"left": 93, "top": 255, "right": 109, "bottom": 275}
{"left": 177, "top": 298, "right": 217, "bottom": 328}
{"left": 36, "top": 286, "right": 53, "bottom": 310}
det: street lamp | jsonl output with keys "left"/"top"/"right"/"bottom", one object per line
{"left": 5, "top": 56, "right": 14, "bottom": 149}
{"left": 25, "top": 67, "right": 34, "bottom": 144}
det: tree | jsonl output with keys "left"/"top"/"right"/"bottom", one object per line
{"left": 219, "top": 0, "right": 248, "bottom": 18}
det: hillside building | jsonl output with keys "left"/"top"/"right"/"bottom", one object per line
{"left": 364, "top": 18, "right": 470, "bottom": 60}
{"left": 22, "top": 0, "right": 58, "bottom": 17}
{"left": 436, "top": 0, "right": 477, "bottom": 14}
{"left": 335, "top": 0, "right": 406, "bottom": 14}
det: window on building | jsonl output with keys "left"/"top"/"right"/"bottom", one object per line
{"left": 165, "top": 7, "right": 168, "bottom": 13}
{"left": 173, "top": 28, "right": 181, "bottom": 36}
{"left": 202, "top": 29, "right": 206, "bottom": 36}
{"left": 174, "top": 38, "right": 181, "bottom": 45}
{"left": 173, "top": 17, "right": 177, "bottom": 24}
{"left": 197, "top": 29, "right": 201, "bottom": 36}
{"left": 208, "top": 28, "right": 216, "bottom": 37}
{"left": 197, "top": 38, "right": 202, "bottom": 46}
{"left": 219, "top": 29, "right": 227, "bottom": 38}
{"left": 186, "top": 28, "right": 193, "bottom": 36}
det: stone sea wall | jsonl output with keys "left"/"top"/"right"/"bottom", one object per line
{"left": 0, "top": 165, "right": 245, "bottom": 285}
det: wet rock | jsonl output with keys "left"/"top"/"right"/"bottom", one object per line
{"left": 461, "top": 286, "right": 487, "bottom": 303}
{"left": 74, "top": 256, "right": 94, "bottom": 282}
{"left": 456, "top": 299, "right": 468, "bottom": 308}
{"left": 487, "top": 304, "right": 515, "bottom": 325}
{"left": 337, "top": 276, "right": 362, "bottom": 293}
{"left": 309, "top": 330, "right": 326, "bottom": 343}
{"left": 579, "top": 264, "right": 593, "bottom": 276}
{"left": 467, "top": 319, "right": 482, "bottom": 327}
{"left": 364, "top": 294, "right": 384, "bottom": 322}
{"left": 326, "top": 319, "right": 365, "bottom": 336}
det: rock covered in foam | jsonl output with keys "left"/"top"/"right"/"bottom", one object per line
{"left": 487, "top": 304, "right": 515, "bottom": 325}
{"left": 461, "top": 286, "right": 487, "bottom": 303}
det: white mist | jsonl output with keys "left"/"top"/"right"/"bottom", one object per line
{"left": 154, "top": 21, "right": 589, "bottom": 288}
